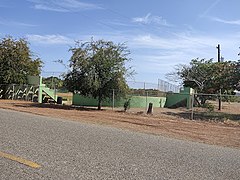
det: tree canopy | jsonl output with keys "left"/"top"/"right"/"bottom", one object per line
{"left": 43, "top": 76, "right": 64, "bottom": 89}
{"left": 0, "top": 36, "right": 42, "bottom": 84}
{"left": 64, "top": 39, "right": 133, "bottom": 110}
{"left": 167, "top": 58, "right": 240, "bottom": 94}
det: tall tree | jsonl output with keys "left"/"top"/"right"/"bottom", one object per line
{"left": 64, "top": 39, "right": 133, "bottom": 110}
{"left": 167, "top": 58, "right": 240, "bottom": 104}
{"left": 0, "top": 36, "right": 42, "bottom": 84}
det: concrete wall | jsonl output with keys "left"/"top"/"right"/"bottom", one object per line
{"left": 165, "top": 87, "right": 194, "bottom": 108}
{"left": 27, "top": 76, "right": 41, "bottom": 85}
{"left": 73, "top": 94, "right": 166, "bottom": 108}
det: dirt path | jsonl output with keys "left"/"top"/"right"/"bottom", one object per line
{"left": 0, "top": 100, "right": 239, "bottom": 149}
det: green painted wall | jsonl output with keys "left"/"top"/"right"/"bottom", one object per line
{"left": 27, "top": 75, "right": 41, "bottom": 85}
{"left": 73, "top": 94, "right": 166, "bottom": 108}
{"left": 165, "top": 87, "right": 194, "bottom": 109}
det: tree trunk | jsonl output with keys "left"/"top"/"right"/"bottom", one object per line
{"left": 218, "top": 89, "right": 222, "bottom": 111}
{"left": 194, "top": 96, "right": 201, "bottom": 107}
{"left": 200, "top": 96, "right": 207, "bottom": 105}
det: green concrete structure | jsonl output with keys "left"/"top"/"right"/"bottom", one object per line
{"left": 73, "top": 94, "right": 166, "bottom": 108}
{"left": 1, "top": 76, "right": 193, "bottom": 109}
{"left": 27, "top": 75, "right": 58, "bottom": 103}
{"left": 1, "top": 76, "right": 59, "bottom": 103}
{"left": 165, "top": 87, "right": 194, "bottom": 109}
{"left": 72, "top": 87, "right": 194, "bottom": 109}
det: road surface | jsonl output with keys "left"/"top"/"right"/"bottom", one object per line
{"left": 0, "top": 108, "right": 240, "bottom": 179}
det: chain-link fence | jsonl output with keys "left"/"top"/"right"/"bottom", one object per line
{"left": 190, "top": 93, "right": 240, "bottom": 122}
{"left": 72, "top": 80, "right": 181, "bottom": 111}
{"left": 127, "top": 80, "right": 181, "bottom": 93}
{"left": 158, "top": 92, "right": 240, "bottom": 122}
{"left": 2, "top": 81, "right": 238, "bottom": 123}
{"left": 105, "top": 89, "right": 240, "bottom": 123}
{"left": 106, "top": 88, "right": 167, "bottom": 111}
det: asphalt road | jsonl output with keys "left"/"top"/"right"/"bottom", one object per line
{"left": 0, "top": 108, "right": 240, "bottom": 180}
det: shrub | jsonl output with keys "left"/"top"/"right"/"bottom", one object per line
{"left": 124, "top": 99, "right": 131, "bottom": 111}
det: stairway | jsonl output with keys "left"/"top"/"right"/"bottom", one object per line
{"left": 42, "top": 84, "right": 58, "bottom": 102}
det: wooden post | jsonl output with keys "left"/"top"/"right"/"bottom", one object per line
{"left": 147, "top": 103, "right": 153, "bottom": 114}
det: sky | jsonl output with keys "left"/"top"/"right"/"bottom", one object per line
{"left": 1, "top": 0, "right": 240, "bottom": 85}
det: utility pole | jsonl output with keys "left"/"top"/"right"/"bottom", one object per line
{"left": 216, "top": 44, "right": 222, "bottom": 111}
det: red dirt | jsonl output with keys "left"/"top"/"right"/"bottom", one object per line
{"left": 0, "top": 100, "right": 239, "bottom": 149}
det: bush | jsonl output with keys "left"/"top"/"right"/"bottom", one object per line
{"left": 124, "top": 99, "right": 131, "bottom": 111}
{"left": 202, "top": 103, "right": 214, "bottom": 112}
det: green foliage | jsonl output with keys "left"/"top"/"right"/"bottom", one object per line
{"left": 124, "top": 98, "right": 131, "bottom": 111}
{"left": 202, "top": 103, "right": 215, "bottom": 112}
{"left": 167, "top": 58, "right": 240, "bottom": 104}
{"left": 221, "top": 91, "right": 240, "bottom": 102}
{"left": 43, "top": 76, "right": 64, "bottom": 89}
{"left": 64, "top": 39, "right": 133, "bottom": 110}
{"left": 0, "top": 36, "right": 42, "bottom": 84}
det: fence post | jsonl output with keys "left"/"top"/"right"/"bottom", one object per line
{"left": 147, "top": 102, "right": 153, "bottom": 114}
{"left": 191, "top": 93, "right": 194, "bottom": 120}
{"left": 145, "top": 91, "right": 148, "bottom": 111}
{"left": 38, "top": 76, "right": 43, "bottom": 103}
{"left": 112, "top": 89, "right": 115, "bottom": 110}
{"left": 12, "top": 84, "right": 15, "bottom": 100}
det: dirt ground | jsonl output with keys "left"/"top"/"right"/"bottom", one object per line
{"left": 0, "top": 100, "right": 239, "bottom": 149}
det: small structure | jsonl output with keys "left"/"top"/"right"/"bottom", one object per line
{"left": 72, "top": 87, "right": 194, "bottom": 109}
{"left": 165, "top": 87, "right": 194, "bottom": 109}
{"left": 72, "top": 94, "right": 166, "bottom": 108}
{"left": 0, "top": 76, "right": 60, "bottom": 104}
{"left": 27, "top": 76, "right": 59, "bottom": 103}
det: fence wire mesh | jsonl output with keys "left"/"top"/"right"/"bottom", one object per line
{"left": 190, "top": 93, "right": 240, "bottom": 122}
{"left": 1, "top": 82, "right": 239, "bottom": 124}
{"left": 108, "top": 89, "right": 240, "bottom": 123}
{"left": 127, "top": 80, "right": 181, "bottom": 93}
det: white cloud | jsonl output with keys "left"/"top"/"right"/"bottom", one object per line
{"left": 34, "top": 4, "right": 67, "bottom": 12}
{"left": 132, "top": 13, "right": 171, "bottom": 27}
{"left": 28, "top": 0, "right": 102, "bottom": 12}
{"left": 211, "top": 17, "right": 240, "bottom": 25}
{"left": 131, "top": 34, "right": 213, "bottom": 54}
{"left": 200, "top": 0, "right": 221, "bottom": 17}
{"left": 128, "top": 32, "right": 240, "bottom": 75}
{"left": 25, "top": 31, "right": 240, "bottom": 78}
{"left": 26, "top": 34, "right": 73, "bottom": 44}
{"left": 107, "top": 21, "right": 136, "bottom": 27}
{"left": 0, "top": 18, "right": 37, "bottom": 27}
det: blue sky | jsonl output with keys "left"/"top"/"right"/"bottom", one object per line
{"left": 1, "top": 0, "right": 240, "bottom": 84}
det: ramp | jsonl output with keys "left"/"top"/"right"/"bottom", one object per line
{"left": 42, "top": 84, "right": 58, "bottom": 102}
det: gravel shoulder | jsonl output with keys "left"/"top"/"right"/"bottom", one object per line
{"left": 0, "top": 100, "right": 239, "bottom": 149}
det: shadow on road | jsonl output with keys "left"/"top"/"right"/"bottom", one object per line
{"left": 13, "top": 102, "right": 102, "bottom": 111}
